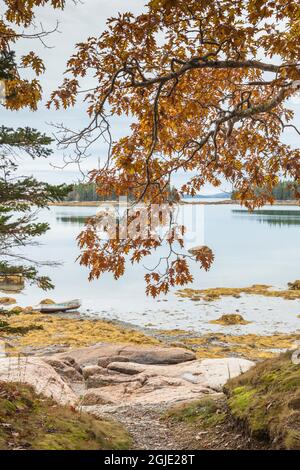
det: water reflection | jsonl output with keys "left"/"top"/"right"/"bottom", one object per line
{"left": 56, "top": 215, "right": 89, "bottom": 225}
{"left": 232, "top": 209, "right": 300, "bottom": 227}
{"left": 9, "top": 204, "right": 300, "bottom": 335}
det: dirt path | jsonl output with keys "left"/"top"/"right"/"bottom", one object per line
{"left": 105, "top": 404, "right": 179, "bottom": 450}
{"left": 101, "top": 400, "right": 269, "bottom": 450}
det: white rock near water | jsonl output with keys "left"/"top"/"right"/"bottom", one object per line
{"left": 0, "top": 344, "right": 254, "bottom": 410}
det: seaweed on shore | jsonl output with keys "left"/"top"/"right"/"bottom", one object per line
{"left": 0, "top": 319, "right": 43, "bottom": 335}
{"left": 177, "top": 281, "right": 300, "bottom": 301}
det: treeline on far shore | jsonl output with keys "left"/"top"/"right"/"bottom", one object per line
{"left": 231, "top": 181, "right": 300, "bottom": 201}
{"left": 64, "top": 182, "right": 178, "bottom": 202}
{"left": 66, "top": 181, "right": 299, "bottom": 202}
{"left": 270, "top": 181, "right": 300, "bottom": 200}
{"left": 65, "top": 182, "right": 103, "bottom": 201}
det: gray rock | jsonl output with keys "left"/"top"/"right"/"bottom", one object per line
{"left": 80, "top": 357, "right": 255, "bottom": 408}
{"left": 118, "top": 346, "right": 196, "bottom": 365}
{"left": 82, "top": 365, "right": 106, "bottom": 379}
{"left": 86, "top": 372, "right": 139, "bottom": 389}
{"left": 44, "top": 358, "right": 66, "bottom": 371}
{"left": 80, "top": 389, "right": 114, "bottom": 406}
{"left": 44, "top": 357, "right": 83, "bottom": 383}
{"left": 181, "top": 372, "right": 201, "bottom": 384}
{"left": 54, "top": 343, "right": 196, "bottom": 366}
{"left": 45, "top": 343, "right": 254, "bottom": 410}
{"left": 98, "top": 355, "right": 129, "bottom": 368}
{"left": 21, "top": 344, "right": 68, "bottom": 356}
{"left": 62, "top": 356, "right": 83, "bottom": 374}
{"left": 60, "top": 366, "right": 83, "bottom": 382}
{"left": 107, "top": 362, "right": 145, "bottom": 375}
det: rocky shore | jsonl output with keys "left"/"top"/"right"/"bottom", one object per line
{"left": 0, "top": 343, "right": 252, "bottom": 406}
{"left": 2, "top": 338, "right": 298, "bottom": 449}
{"left": 0, "top": 341, "right": 255, "bottom": 449}
{"left": 1, "top": 289, "right": 300, "bottom": 361}
{"left": 1, "top": 292, "right": 300, "bottom": 450}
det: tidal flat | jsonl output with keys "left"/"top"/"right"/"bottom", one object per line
{"left": 0, "top": 306, "right": 299, "bottom": 362}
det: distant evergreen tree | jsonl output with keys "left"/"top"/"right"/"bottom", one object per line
{"left": 0, "top": 14, "right": 72, "bottom": 290}
{"left": 65, "top": 183, "right": 129, "bottom": 202}
{"left": 65, "top": 182, "right": 179, "bottom": 202}
{"left": 65, "top": 182, "right": 99, "bottom": 202}
{"left": 232, "top": 181, "right": 300, "bottom": 201}
{"left": 0, "top": 127, "right": 72, "bottom": 289}
{"left": 271, "top": 181, "right": 299, "bottom": 200}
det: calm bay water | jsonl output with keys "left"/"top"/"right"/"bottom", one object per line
{"left": 9, "top": 204, "right": 300, "bottom": 335}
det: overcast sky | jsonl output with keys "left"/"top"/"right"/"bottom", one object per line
{"left": 1, "top": 1, "right": 299, "bottom": 193}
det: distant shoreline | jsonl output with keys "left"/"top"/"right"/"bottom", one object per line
{"left": 181, "top": 199, "right": 300, "bottom": 206}
{"left": 50, "top": 199, "right": 300, "bottom": 207}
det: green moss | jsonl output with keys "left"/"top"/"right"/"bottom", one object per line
{"left": 224, "top": 352, "right": 300, "bottom": 448}
{"left": 164, "top": 398, "right": 226, "bottom": 429}
{"left": 260, "top": 372, "right": 278, "bottom": 384}
{"left": 0, "top": 381, "right": 131, "bottom": 450}
{"left": 228, "top": 387, "right": 256, "bottom": 415}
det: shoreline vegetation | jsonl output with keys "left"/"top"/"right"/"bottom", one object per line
{"left": 0, "top": 381, "right": 131, "bottom": 450}
{"left": 60, "top": 181, "right": 300, "bottom": 207}
{"left": 49, "top": 199, "right": 300, "bottom": 207}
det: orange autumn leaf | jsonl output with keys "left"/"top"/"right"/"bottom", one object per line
{"left": 45, "top": 0, "right": 300, "bottom": 295}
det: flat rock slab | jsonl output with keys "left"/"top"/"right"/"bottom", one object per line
{"left": 106, "top": 357, "right": 253, "bottom": 388}
{"left": 0, "top": 357, "right": 77, "bottom": 406}
{"left": 54, "top": 342, "right": 196, "bottom": 366}
{"left": 80, "top": 357, "right": 254, "bottom": 409}
{"left": 197, "top": 358, "right": 253, "bottom": 390}
{"left": 0, "top": 344, "right": 254, "bottom": 416}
